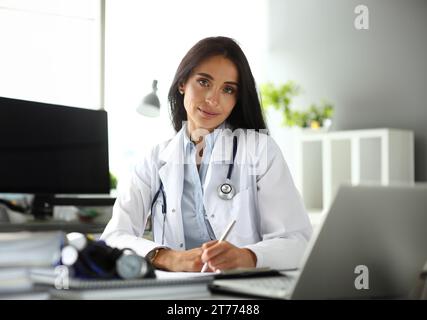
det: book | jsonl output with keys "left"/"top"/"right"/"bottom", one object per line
{"left": 0, "top": 267, "right": 32, "bottom": 293}
{"left": 0, "top": 231, "right": 64, "bottom": 297}
{"left": 30, "top": 268, "right": 215, "bottom": 300}
{"left": 0, "top": 231, "right": 64, "bottom": 267}
{"left": 0, "top": 267, "right": 54, "bottom": 299}
{"left": 0, "top": 289, "right": 50, "bottom": 300}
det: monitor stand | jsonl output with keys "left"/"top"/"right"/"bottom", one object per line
{"left": 30, "top": 193, "right": 116, "bottom": 220}
{"left": 31, "top": 194, "right": 54, "bottom": 220}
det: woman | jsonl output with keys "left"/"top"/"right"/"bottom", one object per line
{"left": 101, "top": 36, "right": 312, "bottom": 272}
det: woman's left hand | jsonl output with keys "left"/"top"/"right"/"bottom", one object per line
{"left": 201, "top": 240, "right": 257, "bottom": 271}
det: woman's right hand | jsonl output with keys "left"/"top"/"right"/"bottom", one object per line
{"left": 152, "top": 247, "right": 209, "bottom": 272}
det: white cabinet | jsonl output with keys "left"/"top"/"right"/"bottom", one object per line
{"left": 295, "top": 128, "right": 414, "bottom": 219}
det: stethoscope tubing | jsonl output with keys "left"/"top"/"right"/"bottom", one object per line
{"left": 150, "top": 135, "right": 238, "bottom": 245}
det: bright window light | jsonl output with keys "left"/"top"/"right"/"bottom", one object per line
{"left": 105, "top": 0, "right": 268, "bottom": 183}
{"left": 0, "top": 0, "right": 268, "bottom": 186}
{"left": 0, "top": 0, "right": 101, "bottom": 108}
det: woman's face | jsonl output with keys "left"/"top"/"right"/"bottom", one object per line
{"left": 180, "top": 55, "right": 239, "bottom": 133}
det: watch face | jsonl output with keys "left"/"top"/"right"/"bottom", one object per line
{"left": 116, "top": 254, "right": 142, "bottom": 279}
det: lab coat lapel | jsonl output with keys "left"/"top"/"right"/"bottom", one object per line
{"left": 158, "top": 128, "right": 185, "bottom": 249}
{"left": 203, "top": 127, "right": 234, "bottom": 224}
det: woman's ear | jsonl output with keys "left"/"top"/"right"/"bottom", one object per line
{"left": 178, "top": 83, "right": 185, "bottom": 95}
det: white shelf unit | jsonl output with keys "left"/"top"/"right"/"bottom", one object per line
{"left": 295, "top": 128, "right": 414, "bottom": 221}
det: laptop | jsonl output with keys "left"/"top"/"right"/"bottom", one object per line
{"left": 210, "top": 184, "right": 427, "bottom": 299}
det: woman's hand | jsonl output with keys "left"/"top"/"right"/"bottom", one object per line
{"left": 152, "top": 247, "right": 208, "bottom": 272}
{"left": 201, "top": 240, "right": 257, "bottom": 271}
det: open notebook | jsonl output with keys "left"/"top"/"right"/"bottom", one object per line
{"left": 29, "top": 267, "right": 284, "bottom": 299}
{"left": 30, "top": 268, "right": 215, "bottom": 300}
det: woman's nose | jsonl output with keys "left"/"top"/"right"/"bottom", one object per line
{"left": 205, "top": 89, "right": 219, "bottom": 107}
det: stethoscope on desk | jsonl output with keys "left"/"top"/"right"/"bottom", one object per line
{"left": 150, "top": 136, "right": 238, "bottom": 244}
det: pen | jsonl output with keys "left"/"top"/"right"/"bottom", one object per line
{"left": 201, "top": 219, "right": 236, "bottom": 273}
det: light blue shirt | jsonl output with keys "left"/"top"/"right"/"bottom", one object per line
{"left": 181, "top": 124, "right": 223, "bottom": 249}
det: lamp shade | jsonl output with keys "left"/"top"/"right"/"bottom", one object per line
{"left": 137, "top": 80, "right": 160, "bottom": 117}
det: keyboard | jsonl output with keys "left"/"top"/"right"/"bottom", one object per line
{"left": 209, "top": 275, "right": 294, "bottom": 299}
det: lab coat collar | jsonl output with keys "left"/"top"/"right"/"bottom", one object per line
{"left": 159, "top": 122, "right": 234, "bottom": 165}
{"left": 183, "top": 122, "right": 224, "bottom": 153}
{"left": 158, "top": 127, "right": 185, "bottom": 165}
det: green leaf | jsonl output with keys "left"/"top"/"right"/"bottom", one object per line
{"left": 260, "top": 81, "right": 334, "bottom": 128}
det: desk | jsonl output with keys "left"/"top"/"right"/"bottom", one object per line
{"left": 0, "top": 288, "right": 247, "bottom": 300}
{"left": 10, "top": 269, "right": 262, "bottom": 300}
{"left": 0, "top": 221, "right": 107, "bottom": 233}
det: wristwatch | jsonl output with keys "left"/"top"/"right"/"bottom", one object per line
{"left": 146, "top": 248, "right": 162, "bottom": 264}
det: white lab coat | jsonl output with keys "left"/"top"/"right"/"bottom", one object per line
{"left": 101, "top": 126, "right": 312, "bottom": 270}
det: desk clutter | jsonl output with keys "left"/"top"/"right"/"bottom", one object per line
{"left": 0, "top": 231, "right": 159, "bottom": 299}
{"left": 0, "top": 231, "right": 63, "bottom": 299}
{"left": 59, "top": 233, "right": 155, "bottom": 280}
{"left": 0, "top": 231, "right": 292, "bottom": 300}
{"left": 0, "top": 231, "right": 222, "bottom": 300}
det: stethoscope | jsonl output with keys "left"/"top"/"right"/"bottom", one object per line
{"left": 217, "top": 135, "right": 238, "bottom": 200}
{"left": 150, "top": 136, "right": 238, "bottom": 244}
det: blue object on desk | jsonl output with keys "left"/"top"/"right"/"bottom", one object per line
{"left": 61, "top": 235, "right": 155, "bottom": 280}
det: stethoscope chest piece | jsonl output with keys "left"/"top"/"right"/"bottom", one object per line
{"left": 218, "top": 179, "right": 235, "bottom": 200}
{"left": 217, "top": 136, "right": 238, "bottom": 201}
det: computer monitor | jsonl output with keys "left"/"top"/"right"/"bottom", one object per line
{"left": 0, "top": 96, "right": 110, "bottom": 219}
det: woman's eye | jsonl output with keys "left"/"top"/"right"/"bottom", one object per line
{"left": 197, "top": 79, "right": 209, "bottom": 87}
{"left": 223, "top": 86, "right": 236, "bottom": 94}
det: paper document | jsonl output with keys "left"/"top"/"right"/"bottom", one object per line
{"left": 155, "top": 270, "right": 215, "bottom": 279}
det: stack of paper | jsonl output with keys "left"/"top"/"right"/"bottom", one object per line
{"left": 0, "top": 231, "right": 64, "bottom": 299}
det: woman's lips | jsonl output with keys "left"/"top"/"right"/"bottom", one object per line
{"left": 197, "top": 107, "right": 219, "bottom": 119}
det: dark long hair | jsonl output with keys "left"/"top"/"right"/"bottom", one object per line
{"left": 168, "top": 36, "right": 267, "bottom": 132}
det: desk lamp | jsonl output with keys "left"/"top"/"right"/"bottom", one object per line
{"left": 137, "top": 80, "right": 160, "bottom": 117}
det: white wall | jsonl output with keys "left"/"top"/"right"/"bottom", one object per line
{"left": 265, "top": 0, "right": 427, "bottom": 181}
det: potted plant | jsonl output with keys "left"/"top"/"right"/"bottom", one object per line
{"left": 110, "top": 172, "right": 118, "bottom": 191}
{"left": 260, "top": 81, "right": 334, "bottom": 131}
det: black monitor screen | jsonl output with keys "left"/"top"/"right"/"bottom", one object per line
{"left": 0, "top": 97, "right": 110, "bottom": 195}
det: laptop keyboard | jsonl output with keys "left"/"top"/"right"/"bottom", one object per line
{"left": 211, "top": 276, "right": 293, "bottom": 299}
